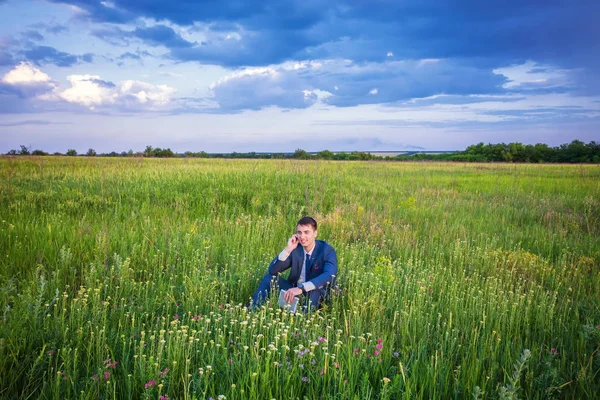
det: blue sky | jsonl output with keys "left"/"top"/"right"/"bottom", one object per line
{"left": 0, "top": 0, "right": 598, "bottom": 153}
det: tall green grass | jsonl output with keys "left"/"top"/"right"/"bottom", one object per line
{"left": 0, "top": 157, "right": 599, "bottom": 399}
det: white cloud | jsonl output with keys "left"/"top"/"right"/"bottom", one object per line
{"left": 494, "top": 61, "right": 572, "bottom": 90}
{"left": 208, "top": 60, "right": 333, "bottom": 110}
{"left": 209, "top": 60, "right": 324, "bottom": 91}
{"left": 209, "top": 66, "right": 277, "bottom": 90}
{"left": 119, "top": 80, "right": 175, "bottom": 106}
{"left": 2, "top": 62, "right": 52, "bottom": 84}
{"left": 1, "top": 62, "right": 57, "bottom": 98}
{"left": 225, "top": 32, "right": 242, "bottom": 41}
{"left": 69, "top": 5, "right": 88, "bottom": 16}
{"left": 58, "top": 76, "right": 176, "bottom": 110}
{"left": 369, "top": 88, "right": 378, "bottom": 95}
{"left": 418, "top": 58, "right": 441, "bottom": 66}
{"left": 1, "top": 63, "right": 176, "bottom": 112}
{"left": 387, "top": 52, "right": 393, "bottom": 57}
{"left": 59, "top": 75, "right": 115, "bottom": 107}
{"left": 303, "top": 89, "right": 332, "bottom": 100}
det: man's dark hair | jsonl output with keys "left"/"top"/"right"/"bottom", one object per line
{"left": 297, "top": 216, "right": 317, "bottom": 231}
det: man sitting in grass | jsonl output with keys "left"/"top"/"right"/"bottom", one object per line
{"left": 249, "top": 216, "right": 338, "bottom": 311}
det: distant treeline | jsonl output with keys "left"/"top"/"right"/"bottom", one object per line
{"left": 5, "top": 140, "right": 600, "bottom": 163}
{"left": 398, "top": 140, "right": 600, "bottom": 163}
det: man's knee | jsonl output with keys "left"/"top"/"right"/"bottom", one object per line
{"left": 305, "top": 289, "right": 324, "bottom": 310}
{"left": 257, "top": 273, "right": 279, "bottom": 286}
{"left": 250, "top": 274, "right": 277, "bottom": 308}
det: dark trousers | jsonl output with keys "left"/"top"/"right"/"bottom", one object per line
{"left": 250, "top": 274, "right": 325, "bottom": 311}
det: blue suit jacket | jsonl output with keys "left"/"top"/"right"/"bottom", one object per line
{"left": 268, "top": 240, "right": 338, "bottom": 290}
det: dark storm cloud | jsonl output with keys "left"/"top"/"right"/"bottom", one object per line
{"left": 46, "top": 24, "right": 69, "bottom": 34}
{"left": 0, "top": 49, "right": 14, "bottom": 66}
{"left": 22, "top": 46, "right": 93, "bottom": 67}
{"left": 85, "top": 78, "right": 116, "bottom": 88}
{"left": 132, "top": 25, "right": 194, "bottom": 48}
{"left": 31, "top": 23, "right": 70, "bottom": 35}
{"left": 48, "top": 0, "right": 598, "bottom": 73}
{"left": 118, "top": 52, "right": 140, "bottom": 61}
{"left": 48, "top": 0, "right": 324, "bottom": 28}
{"left": 93, "top": 25, "right": 193, "bottom": 49}
{"left": 169, "top": 29, "right": 316, "bottom": 67}
{"left": 91, "top": 26, "right": 131, "bottom": 46}
{"left": 209, "top": 59, "right": 509, "bottom": 111}
{"left": 116, "top": 50, "right": 152, "bottom": 65}
{"left": 22, "top": 30, "right": 45, "bottom": 42}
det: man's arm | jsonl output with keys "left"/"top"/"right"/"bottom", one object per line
{"left": 305, "top": 246, "right": 338, "bottom": 290}
{"left": 268, "top": 251, "right": 292, "bottom": 275}
{"left": 268, "top": 234, "right": 299, "bottom": 275}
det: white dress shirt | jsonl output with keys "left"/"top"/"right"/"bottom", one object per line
{"left": 278, "top": 244, "right": 317, "bottom": 292}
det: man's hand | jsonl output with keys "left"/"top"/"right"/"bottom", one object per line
{"left": 284, "top": 287, "right": 302, "bottom": 304}
{"left": 285, "top": 234, "right": 299, "bottom": 254}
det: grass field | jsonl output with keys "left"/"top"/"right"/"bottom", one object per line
{"left": 0, "top": 157, "right": 599, "bottom": 399}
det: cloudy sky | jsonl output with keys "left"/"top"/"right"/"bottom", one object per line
{"left": 0, "top": 0, "right": 598, "bottom": 153}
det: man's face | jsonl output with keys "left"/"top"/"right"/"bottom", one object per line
{"left": 296, "top": 224, "right": 317, "bottom": 250}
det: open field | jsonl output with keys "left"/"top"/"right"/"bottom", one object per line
{"left": 0, "top": 157, "right": 599, "bottom": 399}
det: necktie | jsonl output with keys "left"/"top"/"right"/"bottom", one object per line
{"left": 303, "top": 253, "right": 310, "bottom": 283}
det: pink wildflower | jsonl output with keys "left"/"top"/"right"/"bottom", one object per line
{"left": 49, "top": 350, "right": 55, "bottom": 356}
{"left": 374, "top": 350, "right": 381, "bottom": 356}
{"left": 144, "top": 379, "right": 155, "bottom": 389}
{"left": 103, "top": 371, "right": 110, "bottom": 381}
{"left": 354, "top": 348, "right": 359, "bottom": 355}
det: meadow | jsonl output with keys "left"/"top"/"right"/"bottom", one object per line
{"left": 0, "top": 156, "right": 599, "bottom": 399}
